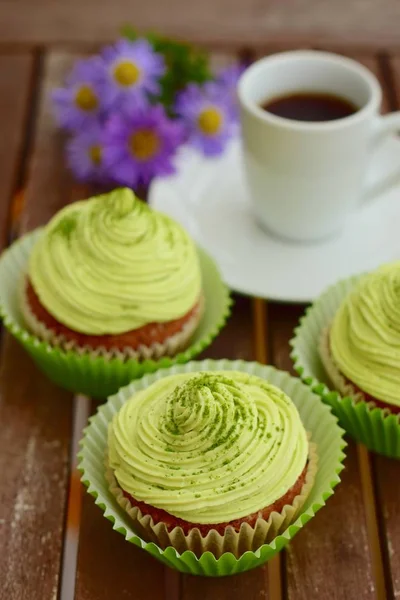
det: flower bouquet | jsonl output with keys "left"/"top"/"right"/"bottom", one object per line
{"left": 53, "top": 29, "right": 244, "bottom": 190}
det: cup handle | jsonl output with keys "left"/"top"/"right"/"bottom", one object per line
{"left": 363, "top": 112, "right": 400, "bottom": 203}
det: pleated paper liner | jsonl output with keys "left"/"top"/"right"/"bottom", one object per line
{"left": 105, "top": 441, "right": 317, "bottom": 558}
{"left": 290, "top": 275, "right": 400, "bottom": 458}
{"left": 0, "top": 229, "right": 231, "bottom": 398}
{"left": 78, "top": 359, "right": 346, "bottom": 576}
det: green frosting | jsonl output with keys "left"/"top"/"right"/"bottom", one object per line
{"left": 29, "top": 188, "right": 202, "bottom": 335}
{"left": 330, "top": 262, "right": 400, "bottom": 407}
{"left": 108, "top": 371, "right": 308, "bottom": 524}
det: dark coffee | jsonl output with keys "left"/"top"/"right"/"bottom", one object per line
{"left": 261, "top": 92, "right": 358, "bottom": 122}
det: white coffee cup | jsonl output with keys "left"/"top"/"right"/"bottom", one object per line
{"left": 238, "top": 50, "right": 400, "bottom": 242}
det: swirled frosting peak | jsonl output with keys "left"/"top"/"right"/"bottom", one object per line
{"left": 108, "top": 371, "right": 308, "bottom": 524}
{"left": 330, "top": 262, "right": 400, "bottom": 407}
{"left": 29, "top": 188, "right": 202, "bottom": 334}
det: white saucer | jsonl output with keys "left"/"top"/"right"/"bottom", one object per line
{"left": 149, "top": 137, "right": 400, "bottom": 302}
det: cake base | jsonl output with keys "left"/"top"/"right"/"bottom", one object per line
{"left": 121, "top": 465, "right": 307, "bottom": 536}
{"left": 21, "top": 277, "right": 204, "bottom": 360}
{"left": 319, "top": 327, "right": 400, "bottom": 415}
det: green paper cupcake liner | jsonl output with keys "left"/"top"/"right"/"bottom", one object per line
{"left": 0, "top": 230, "right": 231, "bottom": 398}
{"left": 78, "top": 359, "right": 346, "bottom": 576}
{"left": 290, "top": 275, "right": 400, "bottom": 458}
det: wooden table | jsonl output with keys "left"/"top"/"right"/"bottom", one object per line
{"left": 0, "top": 42, "right": 399, "bottom": 600}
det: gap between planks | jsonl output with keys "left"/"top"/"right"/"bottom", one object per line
{"left": 59, "top": 395, "right": 91, "bottom": 600}
{"left": 357, "top": 445, "right": 388, "bottom": 600}
{"left": 252, "top": 298, "right": 282, "bottom": 600}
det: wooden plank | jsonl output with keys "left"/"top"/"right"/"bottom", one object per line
{"left": 198, "top": 294, "right": 254, "bottom": 361}
{"left": 182, "top": 296, "right": 270, "bottom": 599}
{"left": 373, "top": 457, "right": 400, "bottom": 597}
{"left": 1, "top": 0, "right": 400, "bottom": 50}
{"left": 386, "top": 55, "right": 400, "bottom": 110}
{"left": 20, "top": 52, "right": 78, "bottom": 232}
{"left": 372, "top": 54, "right": 400, "bottom": 600}
{"left": 208, "top": 52, "right": 238, "bottom": 72}
{"left": 267, "top": 303, "right": 305, "bottom": 375}
{"left": 0, "top": 51, "right": 76, "bottom": 600}
{"left": 182, "top": 569, "right": 269, "bottom": 600}
{"left": 268, "top": 303, "right": 376, "bottom": 600}
{"left": 286, "top": 443, "right": 375, "bottom": 600}
{"left": 0, "top": 337, "right": 73, "bottom": 600}
{"left": 74, "top": 494, "right": 166, "bottom": 600}
{"left": 0, "top": 54, "right": 33, "bottom": 248}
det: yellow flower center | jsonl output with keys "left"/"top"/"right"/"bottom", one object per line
{"left": 197, "top": 107, "right": 223, "bottom": 135}
{"left": 114, "top": 61, "right": 141, "bottom": 86}
{"left": 130, "top": 129, "right": 160, "bottom": 161}
{"left": 89, "top": 145, "right": 102, "bottom": 165}
{"left": 75, "top": 85, "right": 98, "bottom": 111}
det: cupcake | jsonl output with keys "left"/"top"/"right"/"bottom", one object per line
{"left": 21, "top": 187, "right": 204, "bottom": 360}
{"left": 106, "top": 371, "right": 317, "bottom": 557}
{"left": 319, "top": 262, "right": 400, "bottom": 415}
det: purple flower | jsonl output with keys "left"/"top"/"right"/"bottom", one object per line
{"left": 66, "top": 124, "right": 107, "bottom": 184}
{"left": 175, "top": 82, "right": 236, "bottom": 156}
{"left": 52, "top": 57, "right": 112, "bottom": 131}
{"left": 216, "top": 63, "right": 246, "bottom": 114}
{"left": 103, "top": 39, "right": 165, "bottom": 109}
{"left": 102, "top": 104, "right": 183, "bottom": 188}
{"left": 216, "top": 63, "right": 246, "bottom": 91}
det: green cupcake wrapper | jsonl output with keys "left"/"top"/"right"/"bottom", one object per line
{"left": 0, "top": 230, "right": 231, "bottom": 398}
{"left": 78, "top": 359, "right": 346, "bottom": 576}
{"left": 290, "top": 275, "right": 400, "bottom": 458}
